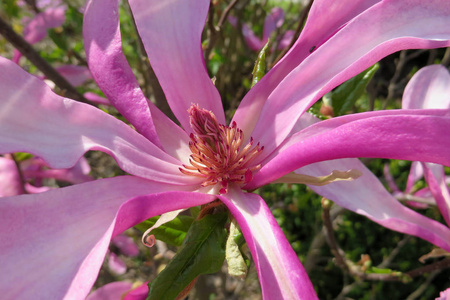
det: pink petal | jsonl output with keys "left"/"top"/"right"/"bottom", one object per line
{"left": 239, "top": 0, "right": 450, "bottom": 154}
{"left": 83, "top": 92, "right": 111, "bottom": 106}
{"left": 124, "top": 283, "right": 148, "bottom": 300}
{"left": 437, "top": 288, "right": 450, "bottom": 300}
{"left": 87, "top": 281, "right": 133, "bottom": 300}
{"left": 233, "top": 0, "right": 381, "bottom": 137}
{"left": 13, "top": 7, "right": 66, "bottom": 63}
{"left": 112, "top": 234, "right": 139, "bottom": 257}
{"left": 423, "top": 163, "right": 450, "bottom": 227}
{"left": 0, "top": 57, "right": 199, "bottom": 185}
{"left": 83, "top": 0, "right": 162, "bottom": 146}
{"left": 277, "top": 30, "right": 295, "bottom": 50}
{"left": 262, "top": 7, "right": 285, "bottom": 42}
{"left": 294, "top": 159, "right": 450, "bottom": 251}
{"left": 108, "top": 252, "right": 127, "bottom": 275}
{"left": 23, "top": 157, "right": 93, "bottom": 184}
{"left": 0, "top": 176, "right": 215, "bottom": 299}
{"left": 403, "top": 64, "right": 450, "bottom": 109}
{"left": 0, "top": 156, "right": 25, "bottom": 196}
{"left": 405, "top": 161, "right": 424, "bottom": 193}
{"left": 228, "top": 16, "right": 262, "bottom": 51}
{"left": 128, "top": 0, "right": 225, "bottom": 131}
{"left": 383, "top": 163, "right": 400, "bottom": 194}
{"left": 218, "top": 187, "right": 318, "bottom": 300}
{"left": 241, "top": 23, "right": 264, "bottom": 51}
{"left": 55, "top": 65, "right": 93, "bottom": 87}
{"left": 248, "top": 110, "right": 450, "bottom": 189}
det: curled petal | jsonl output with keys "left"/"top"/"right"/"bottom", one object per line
{"left": 84, "top": 0, "right": 162, "bottom": 146}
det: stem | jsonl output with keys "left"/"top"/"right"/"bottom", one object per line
{"left": 0, "top": 16, "right": 90, "bottom": 104}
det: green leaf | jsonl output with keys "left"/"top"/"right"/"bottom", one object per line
{"left": 147, "top": 213, "right": 228, "bottom": 300}
{"left": 14, "top": 152, "right": 33, "bottom": 162}
{"left": 225, "top": 219, "right": 247, "bottom": 278}
{"left": 331, "top": 63, "right": 379, "bottom": 115}
{"left": 48, "top": 28, "right": 68, "bottom": 51}
{"left": 251, "top": 40, "right": 270, "bottom": 87}
{"left": 134, "top": 215, "right": 194, "bottom": 247}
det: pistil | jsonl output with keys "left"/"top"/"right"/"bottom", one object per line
{"left": 180, "top": 104, "right": 263, "bottom": 193}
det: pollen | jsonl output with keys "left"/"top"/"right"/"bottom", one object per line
{"left": 180, "top": 104, "right": 263, "bottom": 193}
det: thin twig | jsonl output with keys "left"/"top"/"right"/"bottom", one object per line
{"left": 0, "top": 16, "right": 90, "bottom": 104}
{"left": 271, "top": 0, "right": 314, "bottom": 67}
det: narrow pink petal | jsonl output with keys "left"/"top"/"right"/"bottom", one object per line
{"left": 83, "top": 92, "right": 111, "bottom": 106}
{"left": 83, "top": 0, "right": 162, "bottom": 146}
{"left": 403, "top": 65, "right": 450, "bottom": 109}
{"left": 54, "top": 65, "right": 93, "bottom": 87}
{"left": 128, "top": 0, "right": 225, "bottom": 131}
{"left": 277, "top": 30, "right": 295, "bottom": 50}
{"left": 108, "top": 252, "right": 127, "bottom": 275}
{"left": 0, "top": 156, "right": 25, "bottom": 196}
{"left": 218, "top": 187, "right": 318, "bottom": 300}
{"left": 239, "top": 0, "right": 450, "bottom": 154}
{"left": 242, "top": 23, "right": 264, "bottom": 51}
{"left": 87, "top": 281, "right": 133, "bottom": 300}
{"left": 423, "top": 163, "right": 450, "bottom": 227}
{"left": 112, "top": 234, "right": 139, "bottom": 257}
{"left": 0, "top": 176, "right": 215, "bottom": 299}
{"left": 228, "top": 15, "right": 262, "bottom": 50}
{"left": 13, "top": 7, "right": 66, "bottom": 63}
{"left": 248, "top": 110, "right": 450, "bottom": 189}
{"left": 124, "top": 283, "right": 148, "bottom": 300}
{"left": 0, "top": 57, "right": 199, "bottom": 185}
{"left": 23, "top": 157, "right": 93, "bottom": 184}
{"left": 233, "top": 0, "right": 380, "bottom": 137}
{"left": 437, "top": 288, "right": 450, "bottom": 300}
{"left": 24, "top": 183, "right": 51, "bottom": 193}
{"left": 405, "top": 161, "right": 424, "bottom": 193}
{"left": 294, "top": 159, "right": 450, "bottom": 251}
{"left": 262, "top": 7, "right": 284, "bottom": 42}
{"left": 383, "top": 163, "right": 400, "bottom": 194}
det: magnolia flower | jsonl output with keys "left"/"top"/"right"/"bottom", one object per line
{"left": 13, "top": 0, "right": 66, "bottom": 64}
{"left": 1, "top": 0, "right": 450, "bottom": 299}
{"left": 228, "top": 7, "right": 294, "bottom": 51}
{"left": 401, "top": 65, "right": 450, "bottom": 229}
{"left": 0, "top": 155, "right": 92, "bottom": 196}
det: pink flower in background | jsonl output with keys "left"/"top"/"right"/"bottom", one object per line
{"left": 13, "top": 0, "right": 66, "bottom": 64}
{"left": 229, "top": 7, "right": 294, "bottom": 51}
{"left": 384, "top": 65, "right": 450, "bottom": 209}
{"left": 0, "top": 155, "right": 92, "bottom": 196}
{"left": 1, "top": 0, "right": 450, "bottom": 299}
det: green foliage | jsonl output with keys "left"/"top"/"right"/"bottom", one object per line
{"left": 146, "top": 213, "right": 228, "bottom": 300}
{"left": 135, "top": 215, "right": 194, "bottom": 247}
{"left": 330, "top": 63, "right": 379, "bottom": 115}
{"left": 251, "top": 40, "right": 269, "bottom": 87}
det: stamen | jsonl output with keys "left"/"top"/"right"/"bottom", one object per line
{"left": 181, "top": 104, "right": 263, "bottom": 192}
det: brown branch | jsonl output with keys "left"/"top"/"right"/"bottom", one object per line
{"left": 0, "top": 16, "right": 90, "bottom": 104}
{"left": 321, "top": 198, "right": 350, "bottom": 273}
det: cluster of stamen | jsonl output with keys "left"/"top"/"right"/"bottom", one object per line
{"left": 180, "top": 104, "right": 264, "bottom": 193}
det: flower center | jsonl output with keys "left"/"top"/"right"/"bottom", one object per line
{"left": 180, "top": 104, "right": 263, "bottom": 193}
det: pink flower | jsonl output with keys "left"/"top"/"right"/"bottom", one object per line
{"left": 1, "top": 0, "right": 450, "bottom": 299}
{"left": 12, "top": 0, "right": 66, "bottom": 64}
{"left": 229, "top": 7, "right": 294, "bottom": 51}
